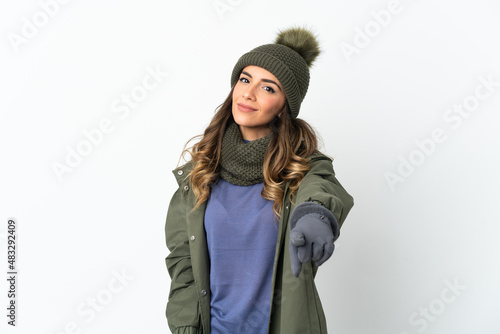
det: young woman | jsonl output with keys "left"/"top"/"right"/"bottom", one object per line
{"left": 164, "top": 27, "right": 354, "bottom": 334}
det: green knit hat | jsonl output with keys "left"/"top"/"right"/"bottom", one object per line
{"left": 230, "top": 27, "right": 321, "bottom": 119}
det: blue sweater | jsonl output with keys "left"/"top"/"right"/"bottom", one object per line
{"left": 204, "top": 177, "right": 278, "bottom": 334}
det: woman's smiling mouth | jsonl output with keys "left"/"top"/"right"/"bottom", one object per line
{"left": 237, "top": 103, "right": 258, "bottom": 112}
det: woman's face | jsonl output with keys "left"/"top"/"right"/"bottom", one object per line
{"left": 232, "top": 65, "right": 286, "bottom": 141}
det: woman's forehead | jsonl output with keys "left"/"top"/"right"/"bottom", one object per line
{"left": 242, "top": 65, "right": 278, "bottom": 80}
{"left": 240, "top": 65, "right": 282, "bottom": 88}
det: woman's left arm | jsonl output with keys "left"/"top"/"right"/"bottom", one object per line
{"left": 293, "top": 156, "right": 354, "bottom": 228}
{"left": 288, "top": 155, "right": 354, "bottom": 277}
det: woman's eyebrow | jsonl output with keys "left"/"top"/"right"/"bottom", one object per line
{"left": 241, "top": 71, "right": 282, "bottom": 92}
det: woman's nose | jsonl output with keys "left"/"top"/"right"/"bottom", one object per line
{"left": 242, "top": 85, "right": 256, "bottom": 100}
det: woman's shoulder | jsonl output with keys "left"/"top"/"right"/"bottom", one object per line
{"left": 171, "top": 160, "right": 195, "bottom": 186}
{"left": 304, "top": 151, "right": 337, "bottom": 176}
{"left": 307, "top": 151, "right": 333, "bottom": 162}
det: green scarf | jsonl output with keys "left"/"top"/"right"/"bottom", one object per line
{"left": 219, "top": 121, "right": 272, "bottom": 186}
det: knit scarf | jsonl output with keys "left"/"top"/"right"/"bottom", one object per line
{"left": 219, "top": 121, "right": 271, "bottom": 186}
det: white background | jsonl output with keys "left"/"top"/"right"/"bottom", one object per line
{"left": 1, "top": 0, "right": 499, "bottom": 333}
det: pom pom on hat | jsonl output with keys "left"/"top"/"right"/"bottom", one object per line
{"left": 230, "top": 26, "right": 322, "bottom": 119}
{"left": 274, "top": 26, "right": 321, "bottom": 67}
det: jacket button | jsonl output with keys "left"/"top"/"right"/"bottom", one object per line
{"left": 178, "top": 170, "right": 184, "bottom": 176}
{"left": 286, "top": 205, "right": 289, "bottom": 210}
{"left": 201, "top": 290, "right": 207, "bottom": 296}
{"left": 190, "top": 235, "right": 195, "bottom": 241}
{"left": 184, "top": 185, "right": 189, "bottom": 191}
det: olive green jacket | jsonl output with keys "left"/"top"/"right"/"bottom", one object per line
{"left": 164, "top": 153, "right": 354, "bottom": 334}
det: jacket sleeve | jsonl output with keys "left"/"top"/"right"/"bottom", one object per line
{"left": 165, "top": 180, "right": 203, "bottom": 334}
{"left": 292, "top": 156, "right": 354, "bottom": 231}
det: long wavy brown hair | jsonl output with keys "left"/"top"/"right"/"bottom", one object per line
{"left": 180, "top": 84, "right": 320, "bottom": 217}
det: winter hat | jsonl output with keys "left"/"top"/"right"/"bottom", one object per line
{"left": 230, "top": 26, "right": 321, "bottom": 119}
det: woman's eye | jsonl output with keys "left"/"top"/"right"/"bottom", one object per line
{"left": 264, "top": 86, "right": 275, "bottom": 93}
{"left": 239, "top": 77, "right": 249, "bottom": 83}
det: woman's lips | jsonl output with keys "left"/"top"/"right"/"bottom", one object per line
{"left": 237, "top": 103, "right": 258, "bottom": 112}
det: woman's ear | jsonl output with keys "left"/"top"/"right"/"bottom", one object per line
{"left": 278, "top": 101, "right": 287, "bottom": 118}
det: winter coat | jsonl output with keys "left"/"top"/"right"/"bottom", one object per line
{"left": 164, "top": 152, "right": 354, "bottom": 334}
